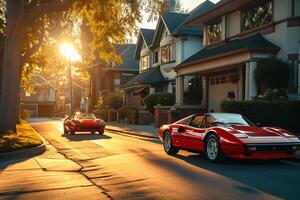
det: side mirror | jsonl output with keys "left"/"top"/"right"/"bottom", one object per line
{"left": 178, "top": 126, "right": 185, "bottom": 133}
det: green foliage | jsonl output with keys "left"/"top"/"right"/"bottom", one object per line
{"left": 253, "top": 88, "right": 289, "bottom": 101}
{"left": 96, "top": 96, "right": 105, "bottom": 110}
{"left": 144, "top": 92, "right": 175, "bottom": 113}
{"left": 255, "top": 57, "right": 290, "bottom": 89}
{"left": 221, "top": 100, "right": 300, "bottom": 134}
{"left": 107, "top": 92, "right": 123, "bottom": 110}
{"left": 20, "top": 109, "right": 30, "bottom": 122}
{"left": 118, "top": 107, "right": 138, "bottom": 124}
{"left": 0, "top": 122, "right": 42, "bottom": 153}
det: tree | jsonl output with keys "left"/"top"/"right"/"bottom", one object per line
{"left": 0, "top": 0, "right": 170, "bottom": 133}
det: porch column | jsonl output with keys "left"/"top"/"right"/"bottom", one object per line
{"left": 176, "top": 76, "right": 184, "bottom": 105}
{"left": 245, "top": 61, "right": 257, "bottom": 100}
{"left": 201, "top": 76, "right": 207, "bottom": 107}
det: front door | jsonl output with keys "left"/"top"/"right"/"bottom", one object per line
{"left": 208, "top": 74, "right": 239, "bottom": 112}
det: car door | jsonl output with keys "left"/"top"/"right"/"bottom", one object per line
{"left": 174, "top": 115, "right": 205, "bottom": 150}
{"left": 185, "top": 115, "right": 206, "bottom": 150}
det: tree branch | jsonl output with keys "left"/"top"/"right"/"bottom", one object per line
{"left": 20, "top": 18, "right": 45, "bottom": 69}
{"left": 25, "top": 0, "right": 73, "bottom": 22}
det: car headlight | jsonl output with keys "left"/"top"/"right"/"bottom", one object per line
{"left": 97, "top": 120, "right": 105, "bottom": 126}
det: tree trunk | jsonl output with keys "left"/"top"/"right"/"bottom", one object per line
{"left": 0, "top": 1, "right": 25, "bottom": 133}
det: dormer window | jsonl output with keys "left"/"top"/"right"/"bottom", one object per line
{"left": 161, "top": 44, "right": 172, "bottom": 64}
{"left": 206, "top": 19, "right": 222, "bottom": 45}
{"left": 140, "top": 55, "right": 149, "bottom": 71}
{"left": 241, "top": 0, "right": 272, "bottom": 32}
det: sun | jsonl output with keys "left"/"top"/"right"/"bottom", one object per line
{"left": 60, "top": 43, "right": 82, "bottom": 62}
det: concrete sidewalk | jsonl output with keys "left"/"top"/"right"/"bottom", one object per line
{"left": 0, "top": 135, "right": 106, "bottom": 199}
{"left": 106, "top": 122, "right": 159, "bottom": 139}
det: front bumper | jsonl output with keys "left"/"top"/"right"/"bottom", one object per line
{"left": 74, "top": 125, "right": 105, "bottom": 132}
{"left": 223, "top": 143, "right": 300, "bottom": 160}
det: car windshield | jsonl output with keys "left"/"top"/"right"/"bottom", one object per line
{"left": 208, "top": 113, "right": 254, "bottom": 126}
{"left": 74, "top": 113, "right": 96, "bottom": 120}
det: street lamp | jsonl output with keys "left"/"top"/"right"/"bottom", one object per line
{"left": 60, "top": 42, "right": 81, "bottom": 115}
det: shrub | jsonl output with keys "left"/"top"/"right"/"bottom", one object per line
{"left": 255, "top": 57, "right": 290, "bottom": 89}
{"left": 118, "top": 107, "right": 138, "bottom": 124}
{"left": 20, "top": 109, "right": 30, "bottom": 122}
{"left": 93, "top": 108, "right": 108, "bottom": 121}
{"left": 107, "top": 92, "right": 123, "bottom": 110}
{"left": 144, "top": 92, "right": 175, "bottom": 113}
{"left": 221, "top": 100, "right": 300, "bottom": 134}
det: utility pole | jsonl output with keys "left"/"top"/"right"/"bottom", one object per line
{"left": 68, "top": 58, "right": 73, "bottom": 115}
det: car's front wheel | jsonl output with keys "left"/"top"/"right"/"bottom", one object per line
{"left": 98, "top": 127, "right": 104, "bottom": 135}
{"left": 163, "top": 132, "right": 179, "bottom": 155}
{"left": 205, "top": 134, "right": 224, "bottom": 163}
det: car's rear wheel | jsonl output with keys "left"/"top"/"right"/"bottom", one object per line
{"left": 205, "top": 134, "right": 224, "bottom": 163}
{"left": 69, "top": 125, "right": 75, "bottom": 135}
{"left": 163, "top": 132, "right": 179, "bottom": 155}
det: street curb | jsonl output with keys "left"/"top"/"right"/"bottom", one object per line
{"left": 0, "top": 144, "right": 46, "bottom": 160}
{"left": 105, "top": 128, "right": 159, "bottom": 139}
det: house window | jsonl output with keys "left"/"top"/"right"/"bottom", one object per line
{"left": 154, "top": 51, "right": 159, "bottom": 64}
{"left": 140, "top": 55, "right": 149, "bottom": 71}
{"left": 161, "top": 44, "right": 172, "bottom": 64}
{"left": 206, "top": 19, "right": 222, "bottom": 45}
{"left": 114, "top": 79, "right": 121, "bottom": 86}
{"left": 241, "top": 0, "right": 273, "bottom": 32}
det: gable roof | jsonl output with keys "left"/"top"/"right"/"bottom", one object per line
{"left": 140, "top": 29, "right": 155, "bottom": 46}
{"left": 173, "top": 1, "right": 215, "bottom": 36}
{"left": 134, "top": 28, "right": 155, "bottom": 59}
{"left": 177, "top": 34, "right": 280, "bottom": 69}
{"left": 110, "top": 44, "right": 138, "bottom": 72}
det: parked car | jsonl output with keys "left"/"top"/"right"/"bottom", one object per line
{"left": 63, "top": 112, "right": 105, "bottom": 135}
{"left": 159, "top": 113, "right": 300, "bottom": 162}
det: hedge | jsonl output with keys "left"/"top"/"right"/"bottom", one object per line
{"left": 221, "top": 100, "right": 300, "bottom": 134}
{"left": 144, "top": 92, "right": 175, "bottom": 113}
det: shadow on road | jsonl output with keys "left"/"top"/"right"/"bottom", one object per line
{"left": 172, "top": 153, "right": 299, "bottom": 199}
{"left": 0, "top": 157, "right": 29, "bottom": 172}
{"left": 62, "top": 133, "right": 112, "bottom": 141}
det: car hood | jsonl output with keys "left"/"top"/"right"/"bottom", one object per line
{"left": 78, "top": 119, "right": 98, "bottom": 126}
{"left": 228, "top": 126, "right": 300, "bottom": 144}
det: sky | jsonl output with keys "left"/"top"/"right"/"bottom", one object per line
{"left": 139, "top": 0, "right": 221, "bottom": 29}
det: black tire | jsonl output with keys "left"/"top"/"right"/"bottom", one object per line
{"left": 205, "top": 134, "right": 224, "bottom": 163}
{"left": 163, "top": 132, "right": 179, "bottom": 155}
{"left": 63, "top": 126, "right": 68, "bottom": 134}
{"left": 99, "top": 127, "right": 104, "bottom": 135}
{"left": 70, "top": 126, "right": 75, "bottom": 135}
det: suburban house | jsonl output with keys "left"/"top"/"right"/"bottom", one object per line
{"left": 175, "top": 0, "right": 300, "bottom": 112}
{"left": 20, "top": 75, "right": 57, "bottom": 117}
{"left": 122, "top": 0, "right": 215, "bottom": 106}
{"left": 88, "top": 44, "right": 139, "bottom": 109}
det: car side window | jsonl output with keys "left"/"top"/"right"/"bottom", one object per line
{"left": 200, "top": 117, "right": 207, "bottom": 128}
{"left": 189, "top": 115, "right": 204, "bottom": 128}
{"left": 207, "top": 115, "right": 215, "bottom": 128}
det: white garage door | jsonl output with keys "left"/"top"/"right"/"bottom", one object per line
{"left": 208, "top": 74, "right": 239, "bottom": 112}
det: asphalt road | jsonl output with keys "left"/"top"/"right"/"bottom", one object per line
{"left": 30, "top": 119, "right": 300, "bottom": 200}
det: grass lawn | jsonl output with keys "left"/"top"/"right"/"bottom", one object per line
{"left": 0, "top": 122, "right": 42, "bottom": 153}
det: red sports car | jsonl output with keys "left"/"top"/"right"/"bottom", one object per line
{"left": 64, "top": 112, "right": 105, "bottom": 135}
{"left": 159, "top": 113, "right": 300, "bottom": 162}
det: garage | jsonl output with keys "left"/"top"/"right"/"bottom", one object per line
{"left": 208, "top": 73, "right": 239, "bottom": 112}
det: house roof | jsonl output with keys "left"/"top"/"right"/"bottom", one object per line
{"left": 184, "top": 0, "right": 253, "bottom": 26}
{"left": 140, "top": 29, "right": 156, "bottom": 47}
{"left": 177, "top": 34, "right": 280, "bottom": 68}
{"left": 122, "top": 67, "right": 167, "bottom": 88}
{"left": 34, "top": 75, "right": 57, "bottom": 90}
{"left": 162, "top": 12, "right": 189, "bottom": 33}
{"left": 134, "top": 28, "right": 155, "bottom": 59}
{"left": 110, "top": 44, "right": 138, "bottom": 72}
{"left": 173, "top": 1, "right": 215, "bottom": 36}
